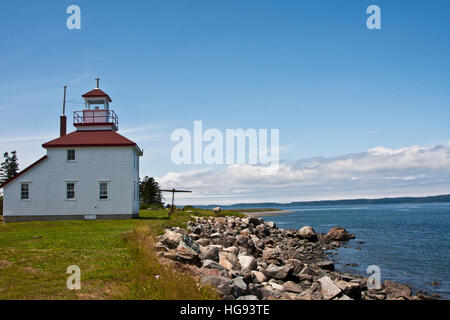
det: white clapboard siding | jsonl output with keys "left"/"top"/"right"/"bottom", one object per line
{"left": 3, "top": 146, "right": 140, "bottom": 217}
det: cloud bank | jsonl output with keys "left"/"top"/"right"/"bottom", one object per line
{"left": 157, "top": 143, "right": 450, "bottom": 204}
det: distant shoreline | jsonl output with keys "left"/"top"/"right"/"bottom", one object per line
{"left": 196, "top": 194, "right": 450, "bottom": 209}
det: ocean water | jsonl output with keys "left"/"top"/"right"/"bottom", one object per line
{"left": 262, "top": 203, "right": 450, "bottom": 299}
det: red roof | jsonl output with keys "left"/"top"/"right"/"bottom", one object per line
{"left": 0, "top": 156, "right": 48, "bottom": 189}
{"left": 82, "top": 89, "right": 112, "bottom": 102}
{"left": 42, "top": 130, "right": 137, "bottom": 148}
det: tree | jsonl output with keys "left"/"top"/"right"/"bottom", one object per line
{"left": 139, "top": 176, "right": 163, "bottom": 206}
{"left": 0, "top": 151, "right": 19, "bottom": 184}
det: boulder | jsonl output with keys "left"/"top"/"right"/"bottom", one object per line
{"left": 153, "top": 243, "right": 169, "bottom": 252}
{"left": 266, "top": 221, "right": 276, "bottom": 229}
{"left": 196, "top": 238, "right": 210, "bottom": 246}
{"left": 335, "top": 280, "right": 361, "bottom": 299}
{"left": 298, "top": 226, "right": 318, "bottom": 241}
{"left": 202, "top": 259, "right": 226, "bottom": 271}
{"left": 384, "top": 280, "right": 412, "bottom": 299}
{"left": 232, "top": 277, "right": 248, "bottom": 297}
{"left": 316, "top": 260, "right": 335, "bottom": 271}
{"left": 286, "top": 259, "right": 304, "bottom": 275}
{"left": 262, "top": 248, "right": 280, "bottom": 263}
{"left": 176, "top": 236, "right": 201, "bottom": 265}
{"left": 161, "top": 230, "right": 183, "bottom": 249}
{"left": 218, "top": 252, "right": 241, "bottom": 271}
{"left": 263, "top": 264, "right": 293, "bottom": 281}
{"left": 238, "top": 255, "right": 257, "bottom": 271}
{"left": 210, "top": 232, "right": 221, "bottom": 238}
{"left": 327, "top": 227, "right": 355, "bottom": 241}
{"left": 223, "top": 246, "right": 240, "bottom": 256}
{"left": 318, "top": 276, "right": 342, "bottom": 300}
{"left": 268, "top": 281, "right": 285, "bottom": 292}
{"left": 251, "top": 271, "right": 267, "bottom": 283}
{"left": 200, "top": 275, "right": 232, "bottom": 296}
{"left": 283, "top": 281, "right": 303, "bottom": 293}
{"left": 199, "top": 245, "right": 219, "bottom": 262}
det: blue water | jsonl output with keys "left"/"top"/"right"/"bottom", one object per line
{"left": 262, "top": 203, "right": 450, "bottom": 299}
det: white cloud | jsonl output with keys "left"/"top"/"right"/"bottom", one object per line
{"left": 156, "top": 143, "right": 450, "bottom": 204}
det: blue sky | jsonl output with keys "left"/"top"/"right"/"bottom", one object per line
{"left": 1, "top": 1, "right": 449, "bottom": 203}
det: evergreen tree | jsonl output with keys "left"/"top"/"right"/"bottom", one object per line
{"left": 0, "top": 151, "right": 19, "bottom": 184}
{"left": 139, "top": 176, "right": 163, "bottom": 205}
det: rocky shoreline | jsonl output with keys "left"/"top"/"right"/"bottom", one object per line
{"left": 155, "top": 215, "right": 436, "bottom": 300}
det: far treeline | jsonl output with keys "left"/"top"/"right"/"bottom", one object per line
{"left": 208, "top": 194, "right": 450, "bottom": 209}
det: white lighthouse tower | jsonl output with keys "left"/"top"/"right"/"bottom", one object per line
{"left": 1, "top": 79, "right": 143, "bottom": 222}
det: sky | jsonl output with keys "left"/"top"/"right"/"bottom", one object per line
{"left": 0, "top": 1, "right": 449, "bottom": 204}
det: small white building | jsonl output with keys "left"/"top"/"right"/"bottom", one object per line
{"left": 0, "top": 82, "right": 143, "bottom": 222}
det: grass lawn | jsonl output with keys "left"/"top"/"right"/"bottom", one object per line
{"left": 0, "top": 208, "right": 242, "bottom": 300}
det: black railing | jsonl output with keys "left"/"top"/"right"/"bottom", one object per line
{"left": 73, "top": 110, "right": 118, "bottom": 130}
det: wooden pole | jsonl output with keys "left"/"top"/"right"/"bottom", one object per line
{"left": 171, "top": 189, "right": 175, "bottom": 214}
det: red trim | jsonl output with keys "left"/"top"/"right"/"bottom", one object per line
{"left": 0, "top": 156, "right": 48, "bottom": 189}
{"left": 74, "top": 123, "right": 115, "bottom": 127}
{"left": 44, "top": 143, "right": 135, "bottom": 147}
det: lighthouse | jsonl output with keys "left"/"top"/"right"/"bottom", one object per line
{"left": 0, "top": 80, "right": 143, "bottom": 222}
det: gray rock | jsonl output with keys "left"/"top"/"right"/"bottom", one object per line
{"left": 318, "top": 276, "right": 342, "bottom": 300}
{"left": 251, "top": 270, "right": 267, "bottom": 283}
{"left": 202, "top": 259, "right": 226, "bottom": 271}
{"left": 161, "top": 230, "right": 183, "bottom": 249}
{"left": 223, "top": 246, "right": 240, "bottom": 256}
{"left": 201, "top": 275, "right": 232, "bottom": 296}
{"left": 298, "top": 226, "right": 318, "bottom": 241}
{"left": 263, "top": 264, "right": 292, "bottom": 280}
{"left": 238, "top": 255, "right": 257, "bottom": 271}
{"left": 283, "top": 281, "right": 303, "bottom": 293}
{"left": 232, "top": 276, "right": 248, "bottom": 297}
{"left": 335, "top": 280, "right": 361, "bottom": 299}
{"left": 316, "top": 260, "right": 335, "bottom": 270}
{"left": 196, "top": 238, "right": 210, "bottom": 246}
{"left": 218, "top": 251, "right": 241, "bottom": 271}
{"left": 327, "top": 227, "right": 355, "bottom": 241}
{"left": 200, "top": 245, "right": 219, "bottom": 261}
{"left": 286, "top": 259, "right": 304, "bottom": 275}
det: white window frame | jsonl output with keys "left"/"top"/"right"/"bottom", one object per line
{"left": 67, "top": 149, "right": 76, "bottom": 162}
{"left": 99, "top": 181, "right": 109, "bottom": 200}
{"left": 20, "top": 182, "right": 30, "bottom": 200}
{"left": 66, "top": 181, "right": 77, "bottom": 200}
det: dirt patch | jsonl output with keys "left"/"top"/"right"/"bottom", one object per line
{"left": 0, "top": 259, "right": 13, "bottom": 268}
{"left": 23, "top": 266, "right": 39, "bottom": 273}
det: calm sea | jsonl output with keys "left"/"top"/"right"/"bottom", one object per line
{"left": 259, "top": 203, "right": 449, "bottom": 299}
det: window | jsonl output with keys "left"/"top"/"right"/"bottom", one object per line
{"left": 67, "top": 149, "right": 75, "bottom": 161}
{"left": 21, "top": 183, "right": 29, "bottom": 200}
{"left": 99, "top": 182, "right": 108, "bottom": 200}
{"left": 66, "top": 182, "right": 75, "bottom": 199}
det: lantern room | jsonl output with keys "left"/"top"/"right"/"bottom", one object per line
{"left": 74, "top": 78, "right": 118, "bottom": 131}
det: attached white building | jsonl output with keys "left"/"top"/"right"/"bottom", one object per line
{"left": 0, "top": 83, "right": 143, "bottom": 222}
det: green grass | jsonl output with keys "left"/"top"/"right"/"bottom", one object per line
{"left": 0, "top": 208, "right": 243, "bottom": 300}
